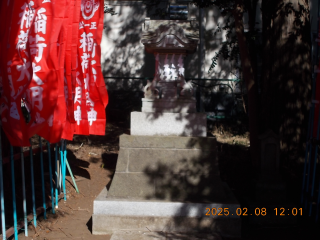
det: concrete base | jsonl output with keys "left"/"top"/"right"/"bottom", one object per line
{"left": 92, "top": 135, "right": 240, "bottom": 238}
{"left": 141, "top": 98, "right": 197, "bottom": 113}
{"left": 130, "top": 112, "right": 207, "bottom": 137}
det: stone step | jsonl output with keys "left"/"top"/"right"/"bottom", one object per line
{"left": 115, "top": 148, "right": 218, "bottom": 173}
{"left": 109, "top": 231, "right": 222, "bottom": 240}
{"left": 92, "top": 135, "right": 241, "bottom": 238}
{"left": 110, "top": 135, "right": 220, "bottom": 201}
{"left": 107, "top": 173, "right": 226, "bottom": 201}
{"left": 119, "top": 134, "right": 217, "bottom": 150}
{"left": 93, "top": 187, "right": 241, "bottom": 238}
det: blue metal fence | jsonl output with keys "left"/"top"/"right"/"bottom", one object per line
{"left": 0, "top": 131, "right": 78, "bottom": 239}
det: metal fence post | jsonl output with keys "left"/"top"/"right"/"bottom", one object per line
{"left": 39, "top": 137, "right": 46, "bottom": 219}
{"left": 47, "top": 142, "right": 55, "bottom": 213}
{"left": 10, "top": 145, "right": 18, "bottom": 239}
{"left": 21, "top": 147, "right": 28, "bottom": 236}
{"left": 29, "top": 145, "right": 37, "bottom": 227}
{"left": 0, "top": 129, "right": 6, "bottom": 239}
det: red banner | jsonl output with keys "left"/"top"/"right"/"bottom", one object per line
{"left": 60, "top": 0, "right": 76, "bottom": 141}
{"left": 73, "top": 0, "right": 108, "bottom": 136}
{"left": 0, "top": 0, "right": 108, "bottom": 146}
{"left": 1, "top": 0, "right": 34, "bottom": 146}
{"left": 37, "top": 0, "right": 68, "bottom": 143}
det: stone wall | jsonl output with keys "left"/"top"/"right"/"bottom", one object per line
{"left": 102, "top": 1, "right": 239, "bottom": 91}
{"left": 102, "top": 1, "right": 243, "bottom": 118}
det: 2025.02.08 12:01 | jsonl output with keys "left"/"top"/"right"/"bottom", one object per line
{"left": 205, "top": 207, "right": 303, "bottom": 216}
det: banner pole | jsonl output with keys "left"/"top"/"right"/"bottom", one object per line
{"left": 63, "top": 140, "right": 67, "bottom": 201}
{"left": 60, "top": 140, "right": 66, "bottom": 201}
{"left": 29, "top": 144, "right": 37, "bottom": 227}
{"left": 10, "top": 145, "right": 18, "bottom": 239}
{"left": 55, "top": 143, "right": 59, "bottom": 208}
{"left": 66, "top": 158, "right": 79, "bottom": 193}
{"left": 21, "top": 147, "right": 28, "bottom": 236}
{"left": 47, "top": 142, "right": 55, "bottom": 213}
{"left": 39, "top": 137, "right": 46, "bottom": 219}
{"left": 0, "top": 129, "right": 6, "bottom": 240}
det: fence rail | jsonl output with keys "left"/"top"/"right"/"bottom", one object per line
{"left": 0, "top": 131, "right": 78, "bottom": 239}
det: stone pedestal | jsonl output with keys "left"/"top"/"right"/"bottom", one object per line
{"left": 141, "top": 98, "right": 197, "bottom": 113}
{"left": 92, "top": 135, "right": 241, "bottom": 238}
{"left": 130, "top": 112, "right": 207, "bottom": 137}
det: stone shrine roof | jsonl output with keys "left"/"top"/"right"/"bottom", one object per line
{"left": 141, "top": 19, "right": 199, "bottom": 54}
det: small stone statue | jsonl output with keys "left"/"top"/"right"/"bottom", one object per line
{"left": 144, "top": 80, "right": 159, "bottom": 99}
{"left": 180, "top": 81, "right": 194, "bottom": 98}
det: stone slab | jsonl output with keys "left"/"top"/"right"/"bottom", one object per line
{"left": 142, "top": 106, "right": 197, "bottom": 113}
{"left": 119, "top": 134, "right": 216, "bottom": 150}
{"left": 142, "top": 98, "right": 196, "bottom": 107}
{"left": 110, "top": 231, "right": 222, "bottom": 240}
{"left": 93, "top": 214, "right": 241, "bottom": 237}
{"left": 95, "top": 188, "right": 239, "bottom": 217}
{"left": 110, "top": 231, "right": 166, "bottom": 240}
{"left": 141, "top": 98, "right": 197, "bottom": 113}
{"left": 107, "top": 173, "right": 155, "bottom": 199}
{"left": 131, "top": 112, "right": 207, "bottom": 137}
{"left": 93, "top": 189, "right": 241, "bottom": 238}
{"left": 115, "top": 149, "right": 219, "bottom": 174}
{"left": 107, "top": 173, "right": 227, "bottom": 202}
{"left": 127, "top": 148, "right": 218, "bottom": 173}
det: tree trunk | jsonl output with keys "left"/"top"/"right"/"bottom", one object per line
{"left": 233, "top": 0, "right": 260, "bottom": 168}
{"left": 260, "top": 0, "right": 311, "bottom": 166}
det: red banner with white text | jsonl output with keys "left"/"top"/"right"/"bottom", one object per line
{"left": 0, "top": 0, "right": 108, "bottom": 146}
{"left": 73, "top": 0, "right": 108, "bottom": 136}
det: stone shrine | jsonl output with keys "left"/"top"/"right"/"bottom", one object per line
{"left": 92, "top": 18, "right": 241, "bottom": 239}
{"left": 131, "top": 18, "right": 207, "bottom": 137}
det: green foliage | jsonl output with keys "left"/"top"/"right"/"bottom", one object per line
{"left": 192, "top": 0, "right": 261, "bottom": 75}
{"left": 193, "top": 0, "right": 239, "bottom": 75}
{"left": 208, "top": 17, "right": 240, "bottom": 74}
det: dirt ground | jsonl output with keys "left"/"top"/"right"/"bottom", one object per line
{"left": 1, "top": 118, "right": 319, "bottom": 240}
{"left": 18, "top": 121, "right": 125, "bottom": 240}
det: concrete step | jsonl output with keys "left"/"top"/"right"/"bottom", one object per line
{"left": 109, "top": 231, "right": 222, "bottom": 240}
{"left": 92, "top": 135, "right": 241, "bottom": 239}
{"left": 93, "top": 186, "right": 241, "bottom": 238}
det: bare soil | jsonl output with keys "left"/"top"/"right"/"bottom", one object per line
{"left": 3, "top": 120, "right": 127, "bottom": 240}
{"left": 18, "top": 121, "right": 126, "bottom": 240}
